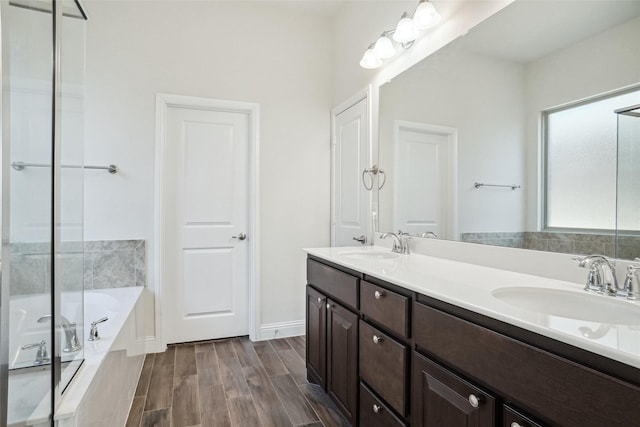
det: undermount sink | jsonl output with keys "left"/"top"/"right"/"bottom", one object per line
{"left": 339, "top": 250, "right": 400, "bottom": 261}
{"left": 492, "top": 287, "right": 640, "bottom": 325}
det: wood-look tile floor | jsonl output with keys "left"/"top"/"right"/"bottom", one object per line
{"left": 126, "top": 335, "right": 349, "bottom": 427}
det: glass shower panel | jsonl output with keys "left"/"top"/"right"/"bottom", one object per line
{"left": 4, "top": 1, "right": 54, "bottom": 425}
{"left": 616, "top": 104, "right": 640, "bottom": 260}
{"left": 57, "top": 0, "right": 86, "bottom": 393}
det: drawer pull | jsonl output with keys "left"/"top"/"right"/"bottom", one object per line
{"left": 510, "top": 423, "right": 522, "bottom": 427}
{"left": 373, "top": 404, "right": 381, "bottom": 414}
{"left": 374, "top": 290, "right": 385, "bottom": 299}
{"left": 372, "top": 334, "right": 383, "bottom": 344}
{"left": 468, "top": 394, "right": 481, "bottom": 408}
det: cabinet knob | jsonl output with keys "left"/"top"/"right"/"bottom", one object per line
{"left": 317, "top": 297, "right": 322, "bottom": 304}
{"left": 374, "top": 290, "right": 385, "bottom": 299}
{"left": 468, "top": 394, "right": 481, "bottom": 408}
{"left": 372, "top": 404, "right": 381, "bottom": 414}
{"left": 511, "top": 423, "right": 522, "bottom": 427}
{"left": 372, "top": 335, "right": 383, "bottom": 344}
{"left": 326, "top": 303, "right": 332, "bottom": 310}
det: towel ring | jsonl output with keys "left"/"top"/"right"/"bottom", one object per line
{"left": 361, "top": 165, "right": 386, "bottom": 191}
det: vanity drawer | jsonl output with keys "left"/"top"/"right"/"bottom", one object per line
{"left": 360, "top": 382, "right": 407, "bottom": 427}
{"left": 359, "top": 320, "right": 408, "bottom": 416}
{"left": 413, "top": 302, "right": 640, "bottom": 427}
{"left": 307, "top": 259, "right": 358, "bottom": 309}
{"left": 503, "top": 405, "right": 544, "bottom": 427}
{"left": 360, "top": 280, "right": 410, "bottom": 338}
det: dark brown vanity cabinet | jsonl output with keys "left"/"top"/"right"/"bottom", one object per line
{"left": 412, "top": 352, "right": 496, "bottom": 427}
{"left": 326, "top": 299, "right": 359, "bottom": 425}
{"left": 305, "top": 285, "right": 326, "bottom": 388}
{"left": 306, "top": 259, "right": 360, "bottom": 426}
{"left": 306, "top": 256, "right": 640, "bottom": 427}
{"left": 413, "top": 301, "right": 640, "bottom": 427}
{"left": 503, "top": 406, "right": 544, "bottom": 427}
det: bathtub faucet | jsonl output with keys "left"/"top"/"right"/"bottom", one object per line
{"left": 37, "top": 314, "right": 82, "bottom": 353}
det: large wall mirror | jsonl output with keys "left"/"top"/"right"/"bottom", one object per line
{"left": 377, "top": 0, "right": 640, "bottom": 260}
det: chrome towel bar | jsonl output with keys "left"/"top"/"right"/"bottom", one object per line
{"left": 474, "top": 182, "right": 520, "bottom": 190}
{"left": 11, "top": 161, "right": 118, "bottom": 174}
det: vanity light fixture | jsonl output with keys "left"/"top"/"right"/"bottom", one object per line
{"left": 360, "top": 43, "right": 383, "bottom": 69}
{"left": 359, "top": 0, "right": 442, "bottom": 70}
{"left": 393, "top": 12, "right": 419, "bottom": 43}
{"left": 413, "top": 0, "right": 442, "bottom": 30}
{"left": 373, "top": 32, "right": 396, "bottom": 59}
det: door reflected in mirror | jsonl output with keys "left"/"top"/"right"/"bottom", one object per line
{"left": 377, "top": 0, "right": 640, "bottom": 259}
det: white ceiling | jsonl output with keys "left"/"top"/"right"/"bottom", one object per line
{"left": 457, "top": 0, "right": 640, "bottom": 64}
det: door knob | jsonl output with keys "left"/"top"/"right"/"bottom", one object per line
{"left": 353, "top": 235, "right": 366, "bottom": 244}
{"left": 232, "top": 232, "right": 247, "bottom": 241}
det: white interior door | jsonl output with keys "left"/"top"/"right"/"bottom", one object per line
{"left": 332, "top": 97, "right": 369, "bottom": 246}
{"left": 394, "top": 121, "right": 457, "bottom": 239}
{"left": 164, "top": 104, "right": 250, "bottom": 344}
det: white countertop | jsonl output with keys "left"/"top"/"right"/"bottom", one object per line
{"left": 304, "top": 246, "right": 640, "bottom": 370}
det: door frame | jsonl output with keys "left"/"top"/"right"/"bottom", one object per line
{"left": 330, "top": 86, "right": 373, "bottom": 246}
{"left": 154, "top": 93, "right": 260, "bottom": 348}
{"left": 393, "top": 120, "right": 458, "bottom": 240}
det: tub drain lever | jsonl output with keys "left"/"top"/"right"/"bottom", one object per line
{"left": 89, "top": 317, "right": 109, "bottom": 341}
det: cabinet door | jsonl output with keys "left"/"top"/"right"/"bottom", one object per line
{"left": 327, "top": 299, "right": 359, "bottom": 426}
{"left": 306, "top": 286, "right": 326, "bottom": 388}
{"left": 413, "top": 352, "right": 495, "bottom": 427}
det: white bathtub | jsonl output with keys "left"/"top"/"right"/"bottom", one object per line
{"left": 7, "top": 287, "right": 143, "bottom": 427}
{"left": 8, "top": 291, "right": 120, "bottom": 369}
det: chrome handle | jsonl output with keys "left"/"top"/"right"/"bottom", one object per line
{"left": 468, "top": 394, "right": 480, "bottom": 408}
{"left": 511, "top": 423, "right": 522, "bottom": 427}
{"left": 372, "top": 335, "right": 382, "bottom": 344}
{"left": 91, "top": 317, "right": 108, "bottom": 326}
{"left": 232, "top": 232, "right": 247, "bottom": 241}
{"left": 326, "top": 303, "right": 333, "bottom": 310}
{"left": 317, "top": 297, "right": 323, "bottom": 304}
{"left": 372, "top": 404, "right": 381, "bottom": 414}
{"left": 374, "top": 290, "right": 384, "bottom": 299}
{"left": 353, "top": 235, "right": 366, "bottom": 244}
{"left": 89, "top": 317, "right": 109, "bottom": 341}
{"left": 22, "top": 341, "right": 45, "bottom": 350}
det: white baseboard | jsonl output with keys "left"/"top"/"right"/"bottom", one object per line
{"left": 129, "top": 335, "right": 164, "bottom": 356}
{"left": 256, "top": 320, "right": 305, "bottom": 341}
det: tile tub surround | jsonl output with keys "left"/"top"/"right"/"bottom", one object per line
{"left": 461, "top": 231, "right": 622, "bottom": 256}
{"left": 9, "top": 240, "right": 146, "bottom": 295}
{"left": 304, "top": 246, "right": 640, "bottom": 370}
{"left": 84, "top": 240, "right": 147, "bottom": 289}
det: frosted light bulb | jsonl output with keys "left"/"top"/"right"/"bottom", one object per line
{"left": 413, "top": 1, "right": 441, "bottom": 30}
{"left": 393, "top": 13, "right": 418, "bottom": 43}
{"left": 373, "top": 34, "right": 395, "bottom": 59}
{"left": 360, "top": 47, "right": 382, "bottom": 69}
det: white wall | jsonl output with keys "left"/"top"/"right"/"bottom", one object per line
{"left": 378, "top": 47, "right": 526, "bottom": 235}
{"left": 84, "top": 1, "right": 332, "bottom": 344}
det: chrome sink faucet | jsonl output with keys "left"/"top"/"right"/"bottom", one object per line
{"left": 622, "top": 258, "right": 640, "bottom": 300}
{"left": 381, "top": 231, "right": 411, "bottom": 254}
{"left": 575, "top": 255, "right": 619, "bottom": 296}
{"left": 37, "top": 314, "right": 82, "bottom": 353}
